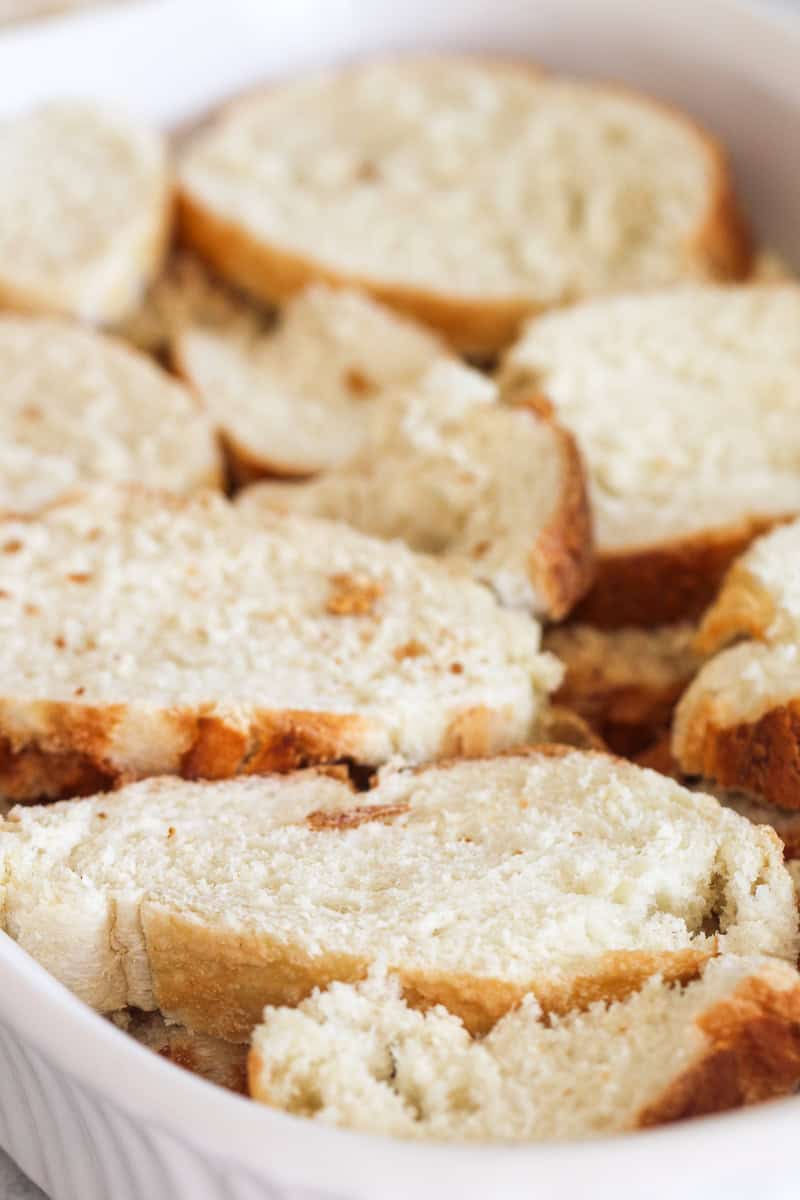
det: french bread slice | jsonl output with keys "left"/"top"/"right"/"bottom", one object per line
{"left": 501, "top": 285, "right": 800, "bottom": 626}
{"left": 543, "top": 622, "right": 701, "bottom": 756}
{"left": 248, "top": 956, "right": 800, "bottom": 1140}
{"left": 178, "top": 59, "right": 750, "bottom": 356}
{"left": 174, "top": 283, "right": 445, "bottom": 479}
{"left": 673, "top": 519, "right": 800, "bottom": 808}
{"left": 0, "top": 317, "right": 222, "bottom": 506}
{"left": 0, "top": 750, "right": 795, "bottom": 1042}
{"left": 0, "top": 487, "right": 557, "bottom": 800}
{"left": 237, "top": 358, "right": 592, "bottom": 618}
{"left": 0, "top": 101, "right": 170, "bottom": 324}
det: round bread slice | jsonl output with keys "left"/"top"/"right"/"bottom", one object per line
{"left": 238, "top": 358, "right": 593, "bottom": 618}
{"left": 173, "top": 284, "right": 446, "bottom": 479}
{"left": 248, "top": 956, "right": 800, "bottom": 1140}
{"left": 0, "top": 487, "right": 558, "bottom": 801}
{"left": 177, "top": 59, "right": 750, "bottom": 355}
{"left": 0, "top": 316, "right": 222, "bottom": 505}
{"left": 501, "top": 285, "right": 800, "bottom": 626}
{"left": 0, "top": 750, "right": 795, "bottom": 1042}
{"left": 0, "top": 101, "right": 170, "bottom": 324}
{"left": 543, "top": 622, "right": 702, "bottom": 756}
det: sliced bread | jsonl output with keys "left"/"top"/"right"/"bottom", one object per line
{"left": 178, "top": 59, "right": 750, "bottom": 355}
{"left": 0, "top": 750, "right": 795, "bottom": 1041}
{"left": 174, "top": 283, "right": 445, "bottom": 479}
{"left": 249, "top": 956, "right": 800, "bottom": 1140}
{"left": 238, "top": 358, "right": 593, "bottom": 617}
{"left": 543, "top": 622, "right": 701, "bottom": 756}
{"left": 0, "top": 317, "right": 222, "bottom": 506}
{"left": 674, "top": 519, "right": 800, "bottom": 807}
{"left": 501, "top": 285, "right": 800, "bottom": 626}
{"left": 0, "top": 101, "right": 170, "bottom": 324}
{"left": 0, "top": 487, "right": 557, "bottom": 800}
{"left": 110, "top": 1009, "right": 247, "bottom": 1094}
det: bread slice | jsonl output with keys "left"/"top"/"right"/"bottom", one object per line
{"left": 178, "top": 59, "right": 750, "bottom": 356}
{"left": 110, "top": 1009, "right": 247, "bottom": 1094}
{"left": 501, "top": 285, "right": 800, "bottom": 626}
{"left": 174, "top": 283, "right": 446, "bottom": 480}
{"left": 237, "top": 359, "right": 592, "bottom": 618}
{"left": 0, "top": 317, "right": 222, "bottom": 507}
{"left": 1, "top": 749, "right": 795, "bottom": 1042}
{"left": 0, "top": 101, "right": 170, "bottom": 324}
{"left": 0, "top": 487, "right": 557, "bottom": 800}
{"left": 673, "top": 519, "right": 800, "bottom": 808}
{"left": 249, "top": 956, "right": 800, "bottom": 1140}
{"left": 543, "top": 622, "right": 701, "bottom": 756}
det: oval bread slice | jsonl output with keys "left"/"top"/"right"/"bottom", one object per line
{"left": 0, "top": 749, "right": 795, "bottom": 1041}
{"left": 178, "top": 59, "right": 750, "bottom": 355}
{"left": 0, "top": 487, "right": 558, "bottom": 800}
{"left": 249, "top": 956, "right": 800, "bottom": 1140}
{"left": 501, "top": 285, "right": 800, "bottom": 626}
{"left": 0, "top": 101, "right": 170, "bottom": 324}
{"left": 0, "top": 317, "right": 222, "bottom": 507}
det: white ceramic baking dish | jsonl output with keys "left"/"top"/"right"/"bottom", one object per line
{"left": 1, "top": 1, "right": 800, "bottom": 1196}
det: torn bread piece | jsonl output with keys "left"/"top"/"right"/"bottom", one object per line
{"left": 237, "top": 358, "right": 593, "bottom": 618}
{"left": 0, "top": 101, "right": 170, "bottom": 324}
{"left": 0, "top": 317, "right": 222, "bottom": 508}
{"left": 178, "top": 59, "right": 750, "bottom": 355}
{"left": 543, "top": 622, "right": 701, "bottom": 755}
{"left": 674, "top": 520, "right": 800, "bottom": 808}
{"left": 174, "top": 283, "right": 445, "bottom": 480}
{"left": 0, "top": 487, "right": 557, "bottom": 800}
{"left": 110, "top": 1009, "right": 247, "bottom": 1094}
{"left": 0, "top": 750, "right": 795, "bottom": 1042}
{"left": 501, "top": 285, "right": 800, "bottom": 626}
{"left": 249, "top": 956, "right": 800, "bottom": 1140}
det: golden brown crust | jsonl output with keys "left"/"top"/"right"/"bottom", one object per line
{"left": 679, "top": 698, "right": 800, "bottom": 811}
{"left": 695, "top": 564, "right": 779, "bottom": 656}
{"left": 142, "top": 897, "right": 712, "bottom": 1042}
{"left": 524, "top": 406, "right": 595, "bottom": 620}
{"left": 637, "top": 968, "right": 800, "bottom": 1127}
{"left": 0, "top": 702, "right": 381, "bottom": 803}
{"left": 574, "top": 516, "right": 784, "bottom": 628}
{"left": 178, "top": 61, "right": 751, "bottom": 357}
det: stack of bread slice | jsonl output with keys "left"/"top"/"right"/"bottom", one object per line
{"left": 675, "top": 519, "right": 800, "bottom": 810}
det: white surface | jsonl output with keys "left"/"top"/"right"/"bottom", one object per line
{"left": 1, "top": 0, "right": 800, "bottom": 1198}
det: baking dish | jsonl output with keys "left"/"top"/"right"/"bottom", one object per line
{"left": 1, "top": 0, "right": 800, "bottom": 1196}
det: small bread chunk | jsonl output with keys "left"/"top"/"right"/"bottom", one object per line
{"left": 238, "top": 358, "right": 592, "bottom": 617}
{"left": 249, "top": 956, "right": 800, "bottom": 1140}
{"left": 178, "top": 60, "right": 750, "bottom": 355}
{"left": 1, "top": 750, "right": 794, "bottom": 1041}
{"left": 543, "top": 623, "right": 701, "bottom": 755}
{"left": 0, "top": 317, "right": 221, "bottom": 508}
{"left": 674, "top": 519, "right": 800, "bottom": 808}
{"left": 0, "top": 102, "right": 169, "bottom": 324}
{"left": 110, "top": 1010, "right": 246, "bottom": 1094}
{"left": 0, "top": 488, "right": 557, "bottom": 800}
{"left": 175, "top": 283, "right": 445, "bottom": 479}
{"left": 502, "top": 286, "right": 800, "bottom": 626}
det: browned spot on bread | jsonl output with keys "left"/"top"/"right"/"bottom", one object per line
{"left": 3, "top": 539, "right": 22, "bottom": 554}
{"left": 0, "top": 737, "right": 116, "bottom": 803}
{"left": 355, "top": 160, "right": 381, "bottom": 183}
{"left": 67, "top": 572, "right": 91, "bottom": 584}
{"left": 393, "top": 639, "right": 426, "bottom": 661}
{"left": 306, "top": 802, "right": 410, "bottom": 831}
{"left": 637, "top": 969, "right": 800, "bottom": 1127}
{"left": 325, "top": 572, "right": 384, "bottom": 616}
{"left": 342, "top": 366, "right": 376, "bottom": 396}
